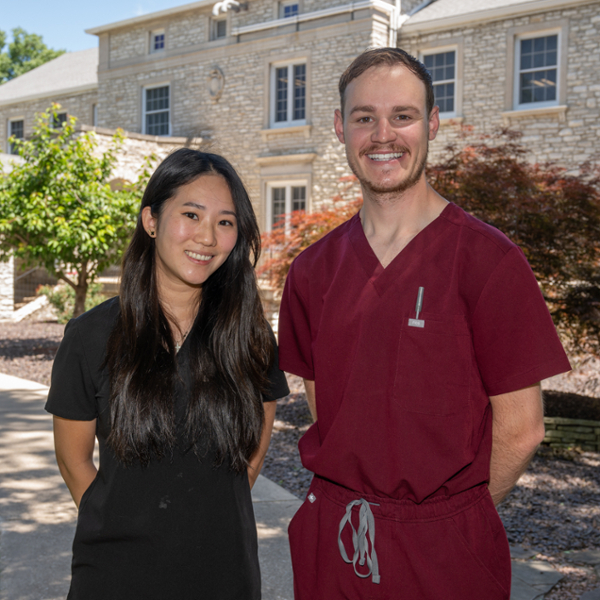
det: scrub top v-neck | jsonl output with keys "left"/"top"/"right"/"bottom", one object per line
{"left": 279, "top": 203, "right": 570, "bottom": 503}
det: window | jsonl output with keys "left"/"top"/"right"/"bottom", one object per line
{"left": 92, "top": 104, "right": 98, "bottom": 127}
{"left": 52, "top": 112, "right": 67, "bottom": 129}
{"left": 516, "top": 34, "right": 558, "bottom": 107}
{"left": 211, "top": 17, "right": 227, "bottom": 40}
{"left": 279, "top": 1, "right": 299, "bottom": 18}
{"left": 423, "top": 51, "right": 455, "bottom": 115}
{"left": 271, "top": 62, "right": 306, "bottom": 127}
{"left": 144, "top": 85, "right": 170, "bottom": 136}
{"left": 8, "top": 119, "right": 24, "bottom": 154}
{"left": 268, "top": 182, "right": 306, "bottom": 230}
{"left": 150, "top": 30, "right": 165, "bottom": 53}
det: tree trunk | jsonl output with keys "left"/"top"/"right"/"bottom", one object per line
{"left": 72, "top": 262, "right": 89, "bottom": 318}
{"left": 73, "top": 283, "right": 88, "bottom": 318}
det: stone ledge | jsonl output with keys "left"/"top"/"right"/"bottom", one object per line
{"left": 501, "top": 105, "right": 568, "bottom": 124}
{"left": 542, "top": 415, "right": 600, "bottom": 450}
{"left": 260, "top": 124, "right": 312, "bottom": 141}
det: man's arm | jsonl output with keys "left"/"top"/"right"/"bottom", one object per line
{"left": 488, "top": 383, "right": 545, "bottom": 505}
{"left": 303, "top": 379, "right": 317, "bottom": 421}
{"left": 247, "top": 401, "right": 277, "bottom": 489}
{"left": 53, "top": 416, "right": 98, "bottom": 508}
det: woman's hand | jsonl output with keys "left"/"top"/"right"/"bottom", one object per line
{"left": 53, "top": 416, "right": 98, "bottom": 508}
{"left": 247, "top": 401, "right": 277, "bottom": 489}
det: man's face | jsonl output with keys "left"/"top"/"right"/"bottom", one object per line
{"left": 334, "top": 65, "right": 439, "bottom": 197}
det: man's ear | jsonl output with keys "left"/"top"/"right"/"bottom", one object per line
{"left": 334, "top": 109, "right": 345, "bottom": 144}
{"left": 428, "top": 105, "right": 440, "bottom": 142}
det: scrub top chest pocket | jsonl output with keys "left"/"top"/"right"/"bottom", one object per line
{"left": 394, "top": 313, "right": 472, "bottom": 416}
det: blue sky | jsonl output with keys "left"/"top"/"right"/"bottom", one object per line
{"left": 1, "top": 0, "right": 192, "bottom": 53}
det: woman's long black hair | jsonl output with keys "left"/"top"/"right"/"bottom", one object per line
{"left": 104, "top": 149, "right": 274, "bottom": 471}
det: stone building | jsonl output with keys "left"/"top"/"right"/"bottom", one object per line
{"left": 0, "top": 0, "right": 599, "bottom": 317}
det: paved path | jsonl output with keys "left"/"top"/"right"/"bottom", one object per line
{"left": 0, "top": 372, "right": 565, "bottom": 600}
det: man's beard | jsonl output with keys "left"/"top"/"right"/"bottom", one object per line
{"left": 347, "top": 143, "right": 428, "bottom": 198}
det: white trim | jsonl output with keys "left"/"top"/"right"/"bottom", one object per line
{"left": 256, "top": 152, "right": 316, "bottom": 166}
{"left": 0, "top": 83, "right": 98, "bottom": 108}
{"left": 142, "top": 82, "right": 171, "bottom": 136}
{"left": 210, "top": 14, "right": 228, "bottom": 40}
{"left": 420, "top": 45, "right": 458, "bottom": 118}
{"left": 266, "top": 179, "right": 309, "bottom": 231}
{"left": 513, "top": 29, "right": 560, "bottom": 110}
{"left": 501, "top": 104, "right": 567, "bottom": 124}
{"left": 278, "top": 0, "right": 300, "bottom": 18}
{"left": 402, "top": 0, "right": 596, "bottom": 33}
{"left": 150, "top": 29, "right": 166, "bottom": 53}
{"left": 269, "top": 60, "right": 307, "bottom": 128}
{"left": 7, "top": 117, "right": 24, "bottom": 154}
{"left": 232, "top": 0, "right": 395, "bottom": 36}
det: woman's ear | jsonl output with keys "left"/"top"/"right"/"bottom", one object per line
{"left": 141, "top": 206, "right": 158, "bottom": 238}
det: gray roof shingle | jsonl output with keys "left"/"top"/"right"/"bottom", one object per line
{"left": 0, "top": 47, "right": 98, "bottom": 106}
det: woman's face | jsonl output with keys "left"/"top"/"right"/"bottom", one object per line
{"left": 142, "top": 174, "right": 238, "bottom": 294}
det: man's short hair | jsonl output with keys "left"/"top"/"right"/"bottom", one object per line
{"left": 338, "top": 47, "right": 434, "bottom": 118}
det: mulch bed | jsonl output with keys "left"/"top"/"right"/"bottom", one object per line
{"left": 1, "top": 315, "right": 599, "bottom": 597}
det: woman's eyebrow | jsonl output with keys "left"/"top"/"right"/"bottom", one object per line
{"left": 183, "top": 201, "right": 237, "bottom": 217}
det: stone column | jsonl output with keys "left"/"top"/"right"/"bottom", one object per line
{"left": 0, "top": 257, "right": 15, "bottom": 319}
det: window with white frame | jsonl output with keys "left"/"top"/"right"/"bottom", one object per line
{"left": 423, "top": 50, "right": 456, "bottom": 115}
{"left": 144, "top": 85, "right": 170, "bottom": 136}
{"left": 515, "top": 33, "right": 558, "bottom": 107}
{"left": 279, "top": 0, "right": 299, "bottom": 18}
{"left": 211, "top": 17, "right": 227, "bottom": 40}
{"left": 8, "top": 119, "right": 24, "bottom": 154}
{"left": 150, "top": 30, "right": 165, "bottom": 53}
{"left": 267, "top": 182, "right": 307, "bottom": 230}
{"left": 270, "top": 61, "right": 306, "bottom": 127}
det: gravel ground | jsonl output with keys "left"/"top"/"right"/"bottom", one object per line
{"left": 1, "top": 314, "right": 599, "bottom": 597}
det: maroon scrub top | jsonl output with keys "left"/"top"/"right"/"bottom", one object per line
{"left": 279, "top": 203, "right": 570, "bottom": 503}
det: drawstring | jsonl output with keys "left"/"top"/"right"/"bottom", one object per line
{"left": 338, "top": 499, "right": 381, "bottom": 584}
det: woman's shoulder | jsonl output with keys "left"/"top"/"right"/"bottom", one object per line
{"left": 63, "top": 296, "right": 121, "bottom": 350}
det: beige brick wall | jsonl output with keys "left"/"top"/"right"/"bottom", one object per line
{"left": 0, "top": 90, "right": 98, "bottom": 154}
{"left": 400, "top": 2, "right": 600, "bottom": 168}
{"left": 98, "top": 14, "right": 381, "bottom": 226}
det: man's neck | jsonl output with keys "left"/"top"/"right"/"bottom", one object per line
{"left": 360, "top": 178, "right": 448, "bottom": 268}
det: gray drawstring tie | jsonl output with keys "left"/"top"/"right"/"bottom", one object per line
{"left": 338, "top": 499, "right": 381, "bottom": 584}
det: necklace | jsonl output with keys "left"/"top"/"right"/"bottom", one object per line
{"left": 175, "top": 327, "right": 192, "bottom": 354}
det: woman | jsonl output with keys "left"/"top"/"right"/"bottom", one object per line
{"left": 46, "top": 149, "right": 289, "bottom": 599}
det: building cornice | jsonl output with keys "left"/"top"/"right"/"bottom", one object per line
{"left": 0, "top": 83, "right": 98, "bottom": 108}
{"left": 232, "top": 0, "right": 395, "bottom": 36}
{"left": 85, "top": 0, "right": 215, "bottom": 35}
{"left": 401, "top": 0, "right": 598, "bottom": 34}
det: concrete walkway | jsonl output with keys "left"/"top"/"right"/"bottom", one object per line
{"left": 0, "top": 373, "right": 564, "bottom": 600}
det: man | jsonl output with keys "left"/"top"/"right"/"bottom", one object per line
{"left": 278, "top": 48, "right": 571, "bottom": 600}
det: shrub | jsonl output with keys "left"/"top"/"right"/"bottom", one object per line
{"left": 37, "top": 282, "right": 108, "bottom": 324}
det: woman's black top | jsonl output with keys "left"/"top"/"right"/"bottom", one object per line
{"left": 45, "top": 297, "right": 289, "bottom": 600}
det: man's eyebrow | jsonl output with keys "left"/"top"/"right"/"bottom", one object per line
{"left": 183, "top": 202, "right": 237, "bottom": 217}
{"left": 349, "top": 104, "right": 422, "bottom": 115}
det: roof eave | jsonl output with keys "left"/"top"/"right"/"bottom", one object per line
{"left": 0, "top": 83, "right": 98, "bottom": 108}
{"left": 85, "top": 0, "right": 215, "bottom": 35}
{"left": 402, "top": 0, "right": 596, "bottom": 33}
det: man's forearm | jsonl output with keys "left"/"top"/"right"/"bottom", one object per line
{"left": 488, "top": 384, "right": 546, "bottom": 506}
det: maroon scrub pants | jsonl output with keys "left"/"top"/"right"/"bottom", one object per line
{"left": 288, "top": 477, "right": 511, "bottom": 600}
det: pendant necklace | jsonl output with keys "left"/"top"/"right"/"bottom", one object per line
{"left": 175, "top": 327, "right": 192, "bottom": 354}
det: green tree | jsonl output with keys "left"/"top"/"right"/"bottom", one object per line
{"left": 427, "top": 127, "right": 600, "bottom": 356}
{"left": 0, "top": 105, "right": 152, "bottom": 318}
{"left": 0, "top": 28, "right": 65, "bottom": 84}
{"left": 261, "top": 129, "right": 600, "bottom": 355}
